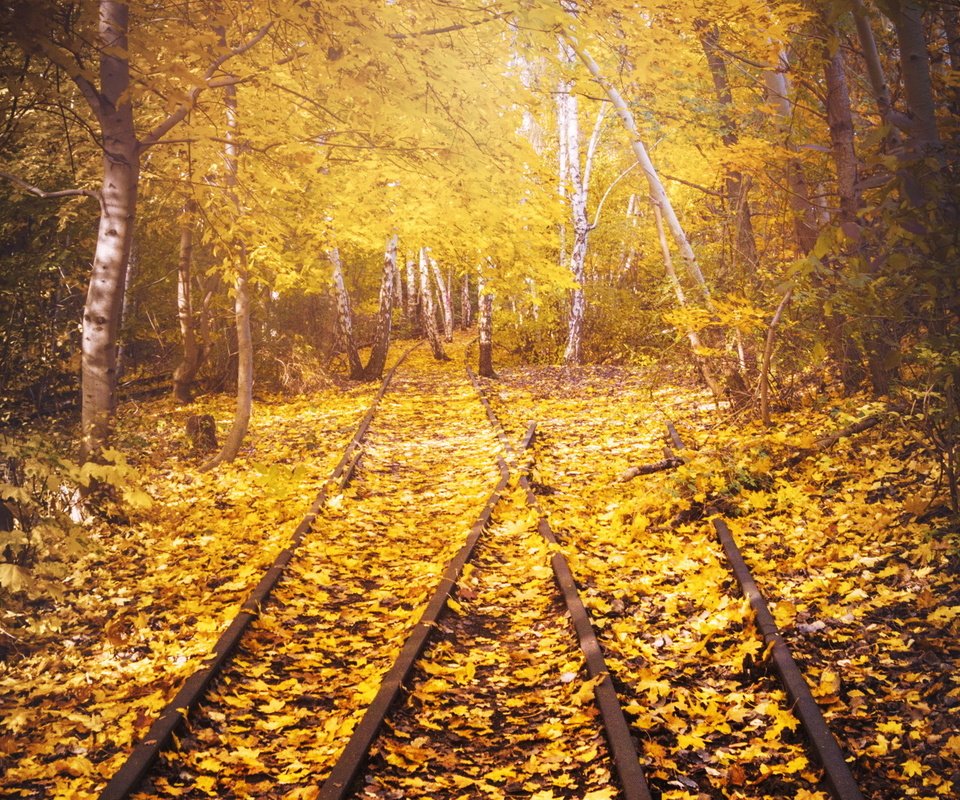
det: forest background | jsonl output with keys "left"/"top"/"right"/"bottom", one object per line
{"left": 0, "top": 0, "right": 957, "bottom": 595}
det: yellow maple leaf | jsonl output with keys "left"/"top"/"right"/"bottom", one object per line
{"left": 902, "top": 759, "right": 923, "bottom": 778}
{"left": 583, "top": 789, "right": 616, "bottom": 800}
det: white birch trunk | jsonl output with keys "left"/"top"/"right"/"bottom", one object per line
{"left": 329, "top": 247, "right": 364, "bottom": 380}
{"left": 79, "top": 1, "right": 140, "bottom": 463}
{"left": 363, "top": 234, "right": 398, "bottom": 380}
{"left": 460, "top": 273, "right": 472, "bottom": 329}
{"left": 405, "top": 252, "right": 417, "bottom": 324}
{"left": 419, "top": 248, "right": 448, "bottom": 360}
{"left": 563, "top": 35, "right": 711, "bottom": 303}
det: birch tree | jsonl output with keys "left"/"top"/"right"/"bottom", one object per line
{"left": 419, "top": 248, "right": 448, "bottom": 361}
{"left": 430, "top": 256, "right": 455, "bottom": 342}
{"left": 329, "top": 248, "right": 365, "bottom": 381}
{"left": 363, "top": 235, "right": 399, "bottom": 381}
{"left": 477, "top": 270, "right": 495, "bottom": 378}
{"left": 1, "top": 1, "right": 272, "bottom": 462}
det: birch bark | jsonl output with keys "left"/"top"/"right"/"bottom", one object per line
{"left": 477, "top": 270, "right": 495, "bottom": 378}
{"left": 563, "top": 35, "right": 711, "bottom": 303}
{"left": 79, "top": 1, "right": 139, "bottom": 463}
{"left": 460, "top": 273, "right": 472, "bottom": 329}
{"left": 330, "top": 247, "right": 364, "bottom": 380}
{"left": 363, "top": 234, "right": 398, "bottom": 381}
{"left": 419, "top": 248, "right": 448, "bottom": 360}
{"left": 405, "top": 253, "right": 417, "bottom": 326}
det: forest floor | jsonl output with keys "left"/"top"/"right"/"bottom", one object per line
{"left": 0, "top": 335, "right": 958, "bottom": 800}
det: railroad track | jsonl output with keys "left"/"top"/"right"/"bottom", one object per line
{"left": 100, "top": 351, "right": 865, "bottom": 800}
{"left": 482, "top": 375, "right": 866, "bottom": 799}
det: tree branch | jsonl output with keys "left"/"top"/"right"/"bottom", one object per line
{"left": 590, "top": 161, "right": 638, "bottom": 229}
{"left": 387, "top": 11, "right": 510, "bottom": 39}
{"left": 782, "top": 415, "right": 882, "bottom": 468}
{"left": 0, "top": 170, "right": 101, "bottom": 208}
{"left": 618, "top": 456, "right": 683, "bottom": 481}
{"left": 139, "top": 21, "right": 274, "bottom": 149}
{"left": 29, "top": 37, "right": 103, "bottom": 118}
{"left": 661, "top": 171, "right": 725, "bottom": 197}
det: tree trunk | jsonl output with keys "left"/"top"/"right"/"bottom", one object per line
{"left": 562, "top": 87, "right": 589, "bottom": 366}
{"left": 885, "top": 0, "right": 942, "bottom": 155}
{"left": 767, "top": 52, "right": 865, "bottom": 393}
{"left": 330, "top": 247, "right": 364, "bottom": 380}
{"left": 851, "top": 0, "right": 907, "bottom": 135}
{"left": 362, "top": 234, "right": 397, "bottom": 381}
{"left": 460, "top": 273, "right": 472, "bottom": 329}
{"left": 405, "top": 252, "right": 417, "bottom": 327}
{"left": 419, "top": 248, "right": 448, "bottom": 360}
{"left": 477, "top": 271, "right": 495, "bottom": 378}
{"left": 564, "top": 35, "right": 711, "bottom": 304}
{"left": 116, "top": 231, "right": 138, "bottom": 381}
{"left": 653, "top": 201, "right": 722, "bottom": 399}
{"left": 172, "top": 198, "right": 204, "bottom": 402}
{"left": 392, "top": 245, "right": 403, "bottom": 309}
{"left": 430, "top": 256, "right": 455, "bottom": 341}
{"left": 824, "top": 43, "right": 860, "bottom": 224}
{"left": 79, "top": 1, "right": 139, "bottom": 464}
{"left": 201, "top": 76, "right": 252, "bottom": 471}
{"left": 556, "top": 78, "right": 570, "bottom": 273}
{"left": 699, "top": 24, "right": 758, "bottom": 272}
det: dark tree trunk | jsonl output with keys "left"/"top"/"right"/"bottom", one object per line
{"left": 886, "top": 0, "right": 942, "bottom": 155}
{"left": 201, "top": 75, "right": 252, "bottom": 471}
{"left": 699, "top": 24, "right": 759, "bottom": 272}
{"left": 173, "top": 198, "right": 204, "bottom": 403}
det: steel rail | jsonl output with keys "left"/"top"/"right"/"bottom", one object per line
{"left": 99, "top": 342, "right": 421, "bottom": 800}
{"left": 667, "top": 424, "right": 864, "bottom": 800}
{"left": 316, "top": 435, "right": 521, "bottom": 799}
{"left": 467, "top": 367, "right": 652, "bottom": 800}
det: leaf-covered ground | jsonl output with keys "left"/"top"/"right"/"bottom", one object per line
{"left": 0, "top": 367, "right": 387, "bottom": 796}
{"left": 358, "top": 485, "right": 615, "bottom": 800}
{"left": 488, "top": 365, "right": 959, "bottom": 799}
{"left": 134, "top": 342, "right": 502, "bottom": 797}
{"left": 1, "top": 349, "right": 957, "bottom": 799}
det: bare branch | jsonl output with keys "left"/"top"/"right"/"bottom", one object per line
{"left": 0, "top": 170, "right": 100, "bottom": 208}
{"left": 387, "top": 11, "right": 510, "bottom": 39}
{"left": 661, "top": 171, "right": 725, "bottom": 197}
{"left": 28, "top": 37, "right": 103, "bottom": 118}
{"left": 590, "top": 161, "right": 638, "bottom": 229}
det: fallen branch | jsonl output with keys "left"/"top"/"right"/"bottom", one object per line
{"left": 783, "top": 415, "right": 882, "bottom": 468}
{"left": 618, "top": 456, "right": 683, "bottom": 482}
